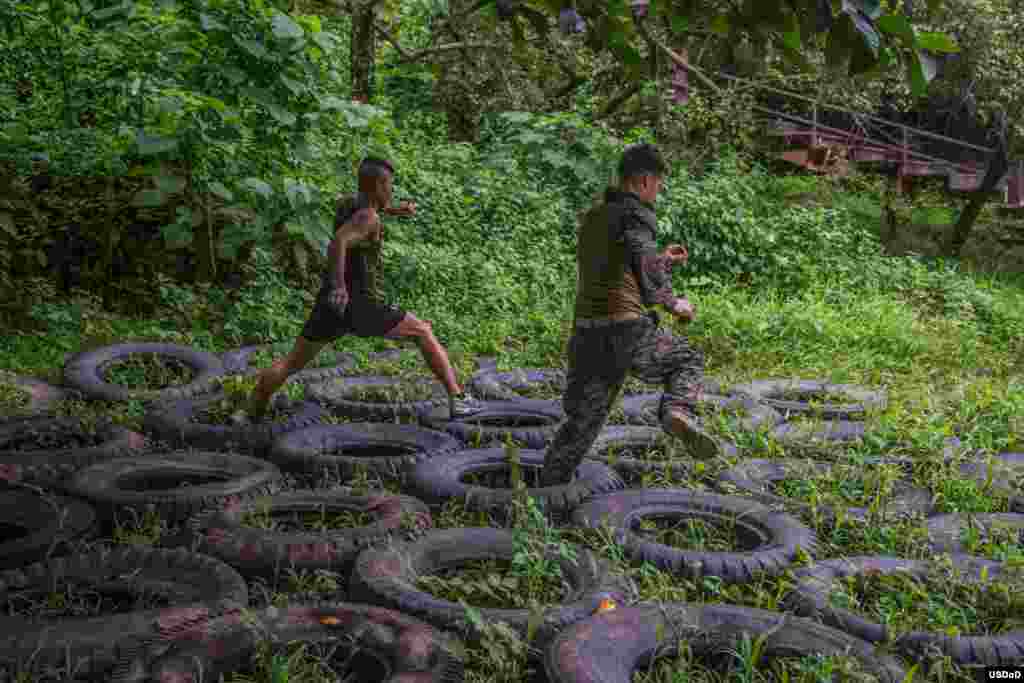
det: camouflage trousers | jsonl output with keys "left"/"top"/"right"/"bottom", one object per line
{"left": 539, "top": 311, "right": 704, "bottom": 486}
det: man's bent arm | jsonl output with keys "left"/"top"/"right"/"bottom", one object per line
{"left": 617, "top": 215, "right": 680, "bottom": 309}
{"left": 332, "top": 207, "right": 379, "bottom": 289}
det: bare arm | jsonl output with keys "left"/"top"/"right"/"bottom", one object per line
{"left": 332, "top": 207, "right": 380, "bottom": 290}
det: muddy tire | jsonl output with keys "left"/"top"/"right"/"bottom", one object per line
{"left": 142, "top": 391, "right": 327, "bottom": 457}
{"left": 0, "top": 369, "right": 68, "bottom": 422}
{"left": 0, "top": 416, "right": 148, "bottom": 486}
{"left": 572, "top": 489, "right": 817, "bottom": 584}
{"left": 622, "top": 393, "right": 782, "bottom": 433}
{"left": 406, "top": 447, "right": 624, "bottom": 518}
{"left": 784, "top": 555, "right": 1022, "bottom": 666}
{"left": 267, "top": 422, "right": 462, "bottom": 479}
{"left": 59, "top": 450, "right": 283, "bottom": 524}
{"left": 220, "top": 342, "right": 356, "bottom": 383}
{"left": 0, "top": 488, "right": 96, "bottom": 570}
{"left": 716, "top": 458, "right": 933, "bottom": 523}
{"left": 959, "top": 452, "right": 1024, "bottom": 512}
{"left": 349, "top": 527, "right": 630, "bottom": 643}
{"left": 926, "top": 513, "right": 1024, "bottom": 555}
{"left": 731, "top": 378, "right": 887, "bottom": 419}
{"left": 111, "top": 601, "right": 464, "bottom": 683}
{"left": 420, "top": 399, "right": 565, "bottom": 449}
{"left": 586, "top": 426, "right": 732, "bottom": 481}
{"left": 306, "top": 375, "right": 449, "bottom": 420}
{"left": 544, "top": 603, "right": 908, "bottom": 683}
{"left": 771, "top": 419, "right": 866, "bottom": 445}
{"left": 62, "top": 342, "right": 226, "bottom": 404}
{"left": 178, "top": 489, "right": 432, "bottom": 580}
{"left": 468, "top": 367, "right": 566, "bottom": 401}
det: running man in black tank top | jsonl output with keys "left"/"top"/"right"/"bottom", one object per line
{"left": 232, "top": 156, "right": 484, "bottom": 423}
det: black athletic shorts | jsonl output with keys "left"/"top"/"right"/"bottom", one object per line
{"left": 300, "top": 293, "right": 407, "bottom": 343}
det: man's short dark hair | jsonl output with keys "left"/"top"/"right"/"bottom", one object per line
{"left": 359, "top": 156, "right": 394, "bottom": 179}
{"left": 618, "top": 144, "right": 667, "bottom": 180}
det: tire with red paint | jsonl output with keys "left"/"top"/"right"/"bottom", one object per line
{"left": 111, "top": 602, "right": 464, "bottom": 683}
{"left": 731, "top": 378, "right": 887, "bottom": 419}
{"left": 926, "top": 513, "right": 1024, "bottom": 556}
{"left": 544, "top": 603, "right": 908, "bottom": 683}
{"left": 420, "top": 399, "right": 565, "bottom": 449}
{"left": 0, "top": 416, "right": 148, "bottom": 486}
{"left": 177, "top": 490, "right": 432, "bottom": 581}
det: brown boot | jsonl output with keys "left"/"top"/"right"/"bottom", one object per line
{"left": 661, "top": 404, "right": 723, "bottom": 459}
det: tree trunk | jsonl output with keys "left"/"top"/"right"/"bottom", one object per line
{"left": 351, "top": 1, "right": 377, "bottom": 102}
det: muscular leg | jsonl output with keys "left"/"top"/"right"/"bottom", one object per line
{"left": 244, "top": 336, "right": 327, "bottom": 418}
{"left": 382, "top": 313, "right": 461, "bottom": 395}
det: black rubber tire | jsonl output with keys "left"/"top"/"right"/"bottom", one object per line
{"left": 406, "top": 447, "right": 624, "bottom": 518}
{"left": 305, "top": 374, "right": 449, "bottom": 421}
{"left": 0, "top": 599, "right": 242, "bottom": 682}
{"left": 960, "top": 452, "right": 1024, "bottom": 512}
{"left": 420, "top": 399, "right": 565, "bottom": 449}
{"left": 178, "top": 489, "right": 432, "bottom": 580}
{"left": 544, "top": 603, "right": 908, "bottom": 683}
{"left": 220, "top": 342, "right": 357, "bottom": 383}
{"left": 771, "top": 419, "right": 867, "bottom": 445}
{"left": 348, "top": 526, "right": 630, "bottom": 643}
{"left": 571, "top": 489, "right": 817, "bottom": 584}
{"left": 0, "top": 416, "right": 149, "bottom": 486}
{"left": 731, "top": 378, "right": 887, "bottom": 419}
{"left": 621, "top": 393, "right": 783, "bottom": 432}
{"left": 62, "top": 343, "right": 226, "bottom": 404}
{"left": 474, "top": 355, "right": 499, "bottom": 372}
{"left": 468, "top": 367, "right": 566, "bottom": 401}
{"left": 59, "top": 450, "right": 283, "bottom": 524}
{"left": 0, "top": 488, "right": 97, "bottom": 570}
{"left": 784, "top": 555, "right": 1024, "bottom": 666}
{"left": 142, "top": 391, "right": 327, "bottom": 457}
{"left": 0, "top": 544, "right": 247, "bottom": 608}
{"left": 111, "top": 601, "right": 464, "bottom": 683}
{"left": 716, "top": 458, "right": 933, "bottom": 523}
{"left": 586, "top": 426, "right": 736, "bottom": 481}
{"left": 926, "top": 512, "right": 1024, "bottom": 555}
{"left": 267, "top": 422, "right": 463, "bottom": 479}
{"left": 0, "top": 369, "right": 67, "bottom": 422}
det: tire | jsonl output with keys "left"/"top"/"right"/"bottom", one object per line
{"left": 420, "top": 399, "right": 565, "bottom": 450}
{"left": 111, "top": 601, "right": 464, "bottom": 683}
{"left": 571, "top": 489, "right": 817, "bottom": 584}
{"left": 468, "top": 367, "right": 566, "bottom": 401}
{"left": 348, "top": 527, "right": 630, "bottom": 643}
{"left": 0, "top": 369, "right": 67, "bottom": 422}
{"left": 926, "top": 513, "right": 1024, "bottom": 556}
{"left": 63, "top": 343, "right": 226, "bottom": 404}
{"left": 732, "top": 378, "right": 887, "bottom": 420}
{"left": 305, "top": 375, "right": 449, "bottom": 421}
{"left": 544, "top": 603, "right": 908, "bottom": 683}
{"left": 771, "top": 419, "right": 866, "bottom": 445}
{"left": 179, "top": 489, "right": 432, "bottom": 580}
{"left": 716, "top": 458, "right": 933, "bottom": 523}
{"left": 0, "top": 416, "right": 148, "bottom": 486}
{"left": 60, "top": 450, "right": 283, "bottom": 524}
{"left": 784, "top": 555, "right": 1024, "bottom": 666}
{"left": 622, "top": 393, "right": 783, "bottom": 432}
{"left": 587, "top": 426, "right": 736, "bottom": 481}
{"left": 406, "top": 448, "right": 624, "bottom": 518}
{"left": 267, "top": 422, "right": 463, "bottom": 479}
{"left": 0, "top": 489, "right": 97, "bottom": 570}
{"left": 0, "top": 600, "right": 242, "bottom": 682}
{"left": 959, "top": 452, "right": 1024, "bottom": 512}
{"left": 220, "top": 342, "right": 356, "bottom": 383}
{"left": 142, "top": 391, "right": 327, "bottom": 457}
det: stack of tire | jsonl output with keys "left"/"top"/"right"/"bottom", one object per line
{"left": 0, "top": 343, "right": 1018, "bottom": 681}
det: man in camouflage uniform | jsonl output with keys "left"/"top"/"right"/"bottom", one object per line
{"left": 539, "top": 143, "right": 721, "bottom": 486}
{"left": 233, "top": 156, "right": 483, "bottom": 423}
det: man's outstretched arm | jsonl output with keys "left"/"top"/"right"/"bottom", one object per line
{"left": 617, "top": 214, "right": 680, "bottom": 310}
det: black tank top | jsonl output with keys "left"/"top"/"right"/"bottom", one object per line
{"left": 321, "top": 192, "right": 384, "bottom": 303}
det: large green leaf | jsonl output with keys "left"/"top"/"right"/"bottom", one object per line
{"left": 916, "top": 31, "right": 959, "bottom": 53}
{"left": 136, "top": 132, "right": 178, "bottom": 156}
{"left": 266, "top": 104, "right": 297, "bottom": 126}
{"left": 209, "top": 181, "right": 233, "bottom": 201}
{"left": 875, "top": 14, "right": 913, "bottom": 43}
{"left": 908, "top": 49, "right": 939, "bottom": 96}
{"left": 235, "top": 36, "right": 268, "bottom": 59}
{"left": 155, "top": 175, "right": 186, "bottom": 194}
{"left": 132, "top": 189, "right": 168, "bottom": 207}
{"left": 243, "top": 177, "right": 274, "bottom": 198}
{"left": 161, "top": 221, "right": 193, "bottom": 249}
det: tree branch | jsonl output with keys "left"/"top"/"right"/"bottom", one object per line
{"left": 635, "top": 20, "right": 722, "bottom": 95}
{"left": 600, "top": 83, "right": 642, "bottom": 118}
